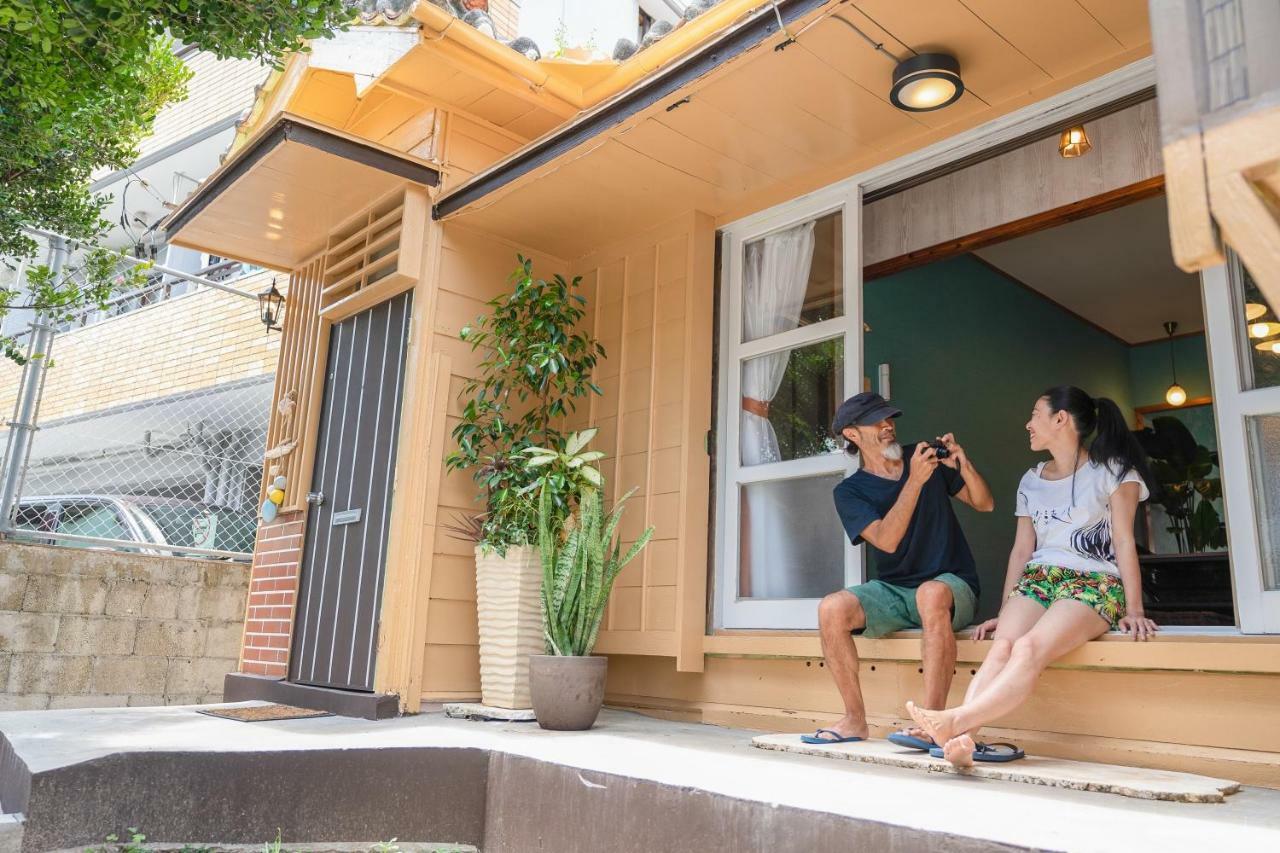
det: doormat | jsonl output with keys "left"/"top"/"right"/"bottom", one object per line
{"left": 751, "top": 734, "right": 1241, "bottom": 803}
{"left": 198, "top": 704, "right": 333, "bottom": 723}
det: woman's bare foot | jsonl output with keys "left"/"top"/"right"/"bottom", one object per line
{"left": 942, "top": 733, "right": 976, "bottom": 768}
{"left": 905, "top": 701, "right": 961, "bottom": 747}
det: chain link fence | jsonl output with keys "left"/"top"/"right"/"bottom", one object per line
{"left": 0, "top": 252, "right": 275, "bottom": 561}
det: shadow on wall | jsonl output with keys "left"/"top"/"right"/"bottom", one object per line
{"left": 863, "top": 254, "right": 1210, "bottom": 619}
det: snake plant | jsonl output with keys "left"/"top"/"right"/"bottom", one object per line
{"left": 536, "top": 474, "right": 653, "bottom": 657}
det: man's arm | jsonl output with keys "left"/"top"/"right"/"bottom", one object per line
{"left": 860, "top": 443, "right": 939, "bottom": 552}
{"left": 937, "top": 433, "right": 994, "bottom": 512}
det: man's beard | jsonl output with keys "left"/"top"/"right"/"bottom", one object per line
{"left": 881, "top": 441, "right": 903, "bottom": 461}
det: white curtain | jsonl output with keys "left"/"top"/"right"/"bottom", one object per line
{"left": 739, "top": 221, "right": 816, "bottom": 598}
{"left": 740, "top": 221, "right": 816, "bottom": 466}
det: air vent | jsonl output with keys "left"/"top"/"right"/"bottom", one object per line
{"left": 319, "top": 186, "right": 427, "bottom": 319}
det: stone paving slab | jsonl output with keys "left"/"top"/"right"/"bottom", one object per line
{"left": 442, "top": 703, "right": 535, "bottom": 722}
{"left": 752, "top": 734, "right": 1241, "bottom": 803}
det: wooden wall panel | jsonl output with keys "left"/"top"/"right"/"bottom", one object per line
{"left": 863, "top": 99, "right": 1162, "bottom": 267}
{"left": 263, "top": 253, "right": 327, "bottom": 511}
{"left": 574, "top": 212, "right": 716, "bottom": 669}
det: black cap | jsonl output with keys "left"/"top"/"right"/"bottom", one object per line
{"left": 831, "top": 392, "right": 902, "bottom": 436}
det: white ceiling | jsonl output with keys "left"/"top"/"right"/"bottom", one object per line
{"left": 974, "top": 194, "right": 1202, "bottom": 344}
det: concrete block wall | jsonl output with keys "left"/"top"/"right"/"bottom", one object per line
{"left": 0, "top": 541, "right": 248, "bottom": 709}
{"left": 240, "top": 511, "right": 304, "bottom": 677}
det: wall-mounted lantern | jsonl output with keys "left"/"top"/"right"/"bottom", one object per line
{"left": 258, "top": 277, "right": 285, "bottom": 332}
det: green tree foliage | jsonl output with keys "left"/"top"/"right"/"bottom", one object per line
{"left": 0, "top": 0, "right": 350, "bottom": 359}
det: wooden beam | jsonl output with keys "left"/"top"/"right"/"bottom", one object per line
{"left": 864, "top": 175, "right": 1167, "bottom": 281}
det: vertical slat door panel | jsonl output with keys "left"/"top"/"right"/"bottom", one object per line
{"left": 290, "top": 290, "right": 414, "bottom": 691}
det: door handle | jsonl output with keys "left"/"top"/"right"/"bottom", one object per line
{"left": 306, "top": 491, "right": 325, "bottom": 506}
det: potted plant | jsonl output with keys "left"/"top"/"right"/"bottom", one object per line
{"left": 445, "top": 256, "right": 604, "bottom": 709}
{"left": 1133, "top": 416, "right": 1226, "bottom": 553}
{"left": 525, "top": 432, "right": 653, "bottom": 730}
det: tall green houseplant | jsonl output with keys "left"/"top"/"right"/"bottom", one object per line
{"left": 445, "top": 255, "right": 605, "bottom": 554}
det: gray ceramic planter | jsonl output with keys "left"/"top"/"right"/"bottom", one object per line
{"left": 529, "top": 654, "right": 607, "bottom": 730}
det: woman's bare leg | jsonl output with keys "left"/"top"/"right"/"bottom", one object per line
{"left": 957, "top": 596, "right": 1046, "bottom": 741}
{"left": 909, "top": 599, "right": 1109, "bottom": 765}
{"left": 900, "top": 597, "right": 1041, "bottom": 745}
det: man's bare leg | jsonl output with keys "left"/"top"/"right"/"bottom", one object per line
{"left": 916, "top": 581, "right": 958, "bottom": 712}
{"left": 816, "top": 590, "right": 870, "bottom": 740}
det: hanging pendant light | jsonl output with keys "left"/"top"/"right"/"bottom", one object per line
{"left": 1059, "top": 125, "right": 1093, "bottom": 158}
{"left": 1256, "top": 340, "right": 1280, "bottom": 355}
{"left": 1163, "top": 321, "right": 1187, "bottom": 406}
{"left": 889, "top": 53, "right": 964, "bottom": 112}
{"left": 1246, "top": 302, "right": 1268, "bottom": 321}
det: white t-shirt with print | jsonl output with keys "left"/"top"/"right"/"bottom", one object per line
{"left": 1014, "top": 459, "right": 1150, "bottom": 577}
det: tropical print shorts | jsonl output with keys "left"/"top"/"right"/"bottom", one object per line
{"left": 1011, "top": 564, "right": 1126, "bottom": 628}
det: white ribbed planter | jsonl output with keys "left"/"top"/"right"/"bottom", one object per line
{"left": 474, "top": 544, "right": 544, "bottom": 709}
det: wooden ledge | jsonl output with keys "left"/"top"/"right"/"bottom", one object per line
{"left": 701, "top": 631, "right": 1280, "bottom": 674}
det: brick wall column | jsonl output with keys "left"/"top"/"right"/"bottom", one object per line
{"left": 239, "top": 511, "right": 305, "bottom": 677}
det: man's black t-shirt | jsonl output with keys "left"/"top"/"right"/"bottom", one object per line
{"left": 832, "top": 442, "right": 980, "bottom": 594}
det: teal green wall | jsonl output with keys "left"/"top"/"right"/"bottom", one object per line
{"left": 864, "top": 255, "right": 1135, "bottom": 618}
{"left": 1127, "top": 334, "right": 1211, "bottom": 409}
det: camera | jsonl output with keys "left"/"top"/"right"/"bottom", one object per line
{"left": 926, "top": 440, "right": 951, "bottom": 459}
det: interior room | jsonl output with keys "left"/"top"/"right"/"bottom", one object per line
{"left": 861, "top": 193, "right": 1234, "bottom": 626}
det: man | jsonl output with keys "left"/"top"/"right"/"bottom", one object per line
{"left": 804, "top": 392, "right": 994, "bottom": 746}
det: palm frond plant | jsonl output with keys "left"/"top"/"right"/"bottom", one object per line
{"left": 533, "top": 433, "right": 653, "bottom": 656}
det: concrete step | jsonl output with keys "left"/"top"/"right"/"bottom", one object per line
{"left": 0, "top": 704, "right": 1278, "bottom": 853}
{"left": 46, "top": 845, "right": 476, "bottom": 853}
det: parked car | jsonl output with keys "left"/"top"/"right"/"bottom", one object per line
{"left": 11, "top": 494, "right": 255, "bottom": 558}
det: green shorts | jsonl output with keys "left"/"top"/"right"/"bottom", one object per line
{"left": 845, "top": 573, "right": 978, "bottom": 639}
{"left": 1011, "top": 564, "right": 1126, "bottom": 628}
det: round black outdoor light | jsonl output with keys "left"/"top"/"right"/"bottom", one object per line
{"left": 258, "top": 277, "right": 285, "bottom": 332}
{"left": 889, "top": 53, "right": 964, "bottom": 112}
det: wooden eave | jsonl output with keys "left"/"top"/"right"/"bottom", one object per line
{"left": 161, "top": 114, "right": 440, "bottom": 271}
{"left": 430, "top": 0, "right": 1155, "bottom": 260}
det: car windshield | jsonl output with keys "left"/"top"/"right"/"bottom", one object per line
{"left": 129, "top": 502, "right": 257, "bottom": 554}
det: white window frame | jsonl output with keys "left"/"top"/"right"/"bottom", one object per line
{"left": 1202, "top": 255, "right": 1280, "bottom": 633}
{"left": 716, "top": 185, "right": 863, "bottom": 629}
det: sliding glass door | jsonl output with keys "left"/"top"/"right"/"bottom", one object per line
{"left": 716, "top": 187, "right": 861, "bottom": 629}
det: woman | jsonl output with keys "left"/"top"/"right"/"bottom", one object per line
{"left": 907, "top": 386, "right": 1159, "bottom": 767}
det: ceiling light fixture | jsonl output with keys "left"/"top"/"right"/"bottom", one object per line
{"left": 1245, "top": 302, "right": 1268, "bottom": 320}
{"left": 889, "top": 53, "right": 964, "bottom": 112}
{"left": 1249, "top": 321, "right": 1280, "bottom": 339}
{"left": 1163, "top": 320, "right": 1187, "bottom": 407}
{"left": 1059, "top": 125, "right": 1093, "bottom": 158}
{"left": 1256, "top": 340, "right": 1280, "bottom": 355}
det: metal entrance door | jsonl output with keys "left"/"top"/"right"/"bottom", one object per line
{"left": 290, "top": 290, "right": 412, "bottom": 690}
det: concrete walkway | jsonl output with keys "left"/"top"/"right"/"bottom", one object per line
{"left": 1, "top": 703, "right": 1278, "bottom": 852}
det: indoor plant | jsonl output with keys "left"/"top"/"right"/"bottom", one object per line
{"left": 526, "top": 432, "right": 652, "bottom": 730}
{"left": 445, "top": 255, "right": 604, "bottom": 709}
{"left": 1133, "top": 415, "right": 1226, "bottom": 553}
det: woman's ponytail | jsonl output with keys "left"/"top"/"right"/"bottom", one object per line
{"left": 1089, "top": 397, "right": 1150, "bottom": 483}
{"left": 1041, "top": 386, "right": 1154, "bottom": 487}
